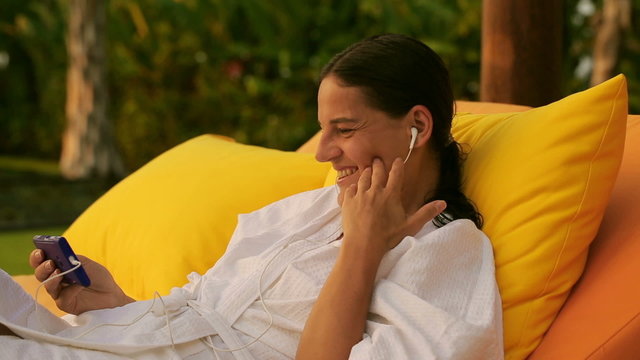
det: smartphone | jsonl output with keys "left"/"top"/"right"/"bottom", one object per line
{"left": 32, "top": 235, "right": 91, "bottom": 287}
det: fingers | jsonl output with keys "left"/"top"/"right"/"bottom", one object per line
{"left": 386, "top": 158, "right": 404, "bottom": 194}
{"left": 343, "top": 157, "right": 403, "bottom": 204}
{"left": 44, "top": 270, "right": 64, "bottom": 299}
{"left": 370, "top": 158, "right": 387, "bottom": 189}
{"left": 344, "top": 184, "right": 356, "bottom": 199}
{"left": 406, "top": 200, "right": 447, "bottom": 235}
{"left": 370, "top": 158, "right": 405, "bottom": 191}
{"left": 29, "top": 249, "right": 45, "bottom": 269}
{"left": 357, "top": 166, "right": 372, "bottom": 191}
{"left": 34, "top": 257, "right": 65, "bottom": 299}
{"left": 34, "top": 259, "right": 56, "bottom": 282}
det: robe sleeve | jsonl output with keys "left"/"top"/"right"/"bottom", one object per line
{"left": 349, "top": 219, "right": 504, "bottom": 360}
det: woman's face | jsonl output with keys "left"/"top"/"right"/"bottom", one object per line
{"left": 316, "top": 76, "right": 413, "bottom": 191}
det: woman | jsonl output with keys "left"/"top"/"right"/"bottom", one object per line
{"left": 1, "top": 34, "right": 503, "bottom": 359}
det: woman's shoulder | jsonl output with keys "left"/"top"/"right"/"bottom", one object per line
{"left": 413, "top": 218, "right": 492, "bottom": 255}
{"left": 387, "top": 218, "right": 497, "bottom": 296}
{"left": 438, "top": 217, "right": 486, "bottom": 235}
{"left": 416, "top": 217, "right": 486, "bottom": 239}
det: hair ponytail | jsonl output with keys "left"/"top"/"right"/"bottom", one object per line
{"left": 429, "top": 140, "right": 483, "bottom": 229}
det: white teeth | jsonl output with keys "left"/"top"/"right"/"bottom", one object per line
{"left": 338, "top": 168, "right": 356, "bottom": 178}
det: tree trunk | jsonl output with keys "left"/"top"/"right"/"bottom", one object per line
{"left": 590, "top": 0, "right": 631, "bottom": 86}
{"left": 61, "top": 0, "right": 125, "bottom": 180}
{"left": 480, "top": 0, "right": 564, "bottom": 107}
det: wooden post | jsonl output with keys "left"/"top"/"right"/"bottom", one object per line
{"left": 61, "top": 0, "right": 125, "bottom": 179}
{"left": 591, "top": 0, "right": 630, "bottom": 86}
{"left": 480, "top": 0, "right": 564, "bottom": 107}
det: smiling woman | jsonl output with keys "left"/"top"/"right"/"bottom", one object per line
{"left": 0, "top": 34, "right": 502, "bottom": 360}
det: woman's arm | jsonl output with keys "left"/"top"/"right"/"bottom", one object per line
{"left": 296, "top": 233, "right": 384, "bottom": 359}
{"left": 296, "top": 159, "right": 444, "bottom": 359}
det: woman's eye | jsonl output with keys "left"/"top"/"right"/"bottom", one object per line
{"left": 337, "top": 128, "right": 355, "bottom": 135}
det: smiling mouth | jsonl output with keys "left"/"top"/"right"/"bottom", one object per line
{"left": 337, "top": 168, "right": 357, "bottom": 181}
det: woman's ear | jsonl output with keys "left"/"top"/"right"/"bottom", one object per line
{"left": 408, "top": 105, "right": 433, "bottom": 148}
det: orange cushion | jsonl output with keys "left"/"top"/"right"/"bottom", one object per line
{"left": 529, "top": 114, "right": 640, "bottom": 359}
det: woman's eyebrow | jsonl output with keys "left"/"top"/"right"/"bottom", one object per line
{"left": 329, "top": 117, "right": 359, "bottom": 125}
{"left": 317, "top": 117, "right": 364, "bottom": 130}
{"left": 318, "top": 117, "right": 359, "bottom": 127}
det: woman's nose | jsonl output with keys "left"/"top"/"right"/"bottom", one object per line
{"left": 315, "top": 134, "right": 341, "bottom": 163}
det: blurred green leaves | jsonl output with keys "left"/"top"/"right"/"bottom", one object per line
{"left": 1, "top": 0, "right": 638, "bottom": 173}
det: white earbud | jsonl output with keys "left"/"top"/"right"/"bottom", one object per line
{"left": 409, "top": 127, "right": 418, "bottom": 149}
{"left": 404, "top": 127, "right": 419, "bottom": 164}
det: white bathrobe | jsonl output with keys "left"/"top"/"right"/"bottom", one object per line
{"left": 0, "top": 187, "right": 503, "bottom": 359}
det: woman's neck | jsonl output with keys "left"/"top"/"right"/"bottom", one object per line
{"left": 402, "top": 150, "right": 440, "bottom": 215}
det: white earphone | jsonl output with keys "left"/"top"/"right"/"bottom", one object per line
{"left": 409, "top": 127, "right": 418, "bottom": 150}
{"left": 404, "top": 127, "right": 419, "bottom": 164}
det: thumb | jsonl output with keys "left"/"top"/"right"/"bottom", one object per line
{"left": 405, "top": 200, "right": 447, "bottom": 235}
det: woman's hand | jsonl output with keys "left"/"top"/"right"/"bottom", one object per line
{"left": 29, "top": 250, "right": 135, "bottom": 315}
{"left": 339, "top": 157, "right": 446, "bottom": 260}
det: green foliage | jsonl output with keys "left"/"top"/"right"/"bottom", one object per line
{"left": 0, "top": 0, "right": 67, "bottom": 158}
{"left": 564, "top": 0, "right": 640, "bottom": 103}
{"left": 0, "top": 226, "right": 67, "bottom": 275}
{"left": 0, "top": 154, "right": 114, "bottom": 229}
{"left": 0, "top": 0, "right": 638, "bottom": 172}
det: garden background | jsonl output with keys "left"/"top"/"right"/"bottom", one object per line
{"left": 1, "top": 0, "right": 639, "bottom": 274}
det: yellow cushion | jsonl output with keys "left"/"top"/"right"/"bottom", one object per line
{"left": 324, "top": 75, "right": 628, "bottom": 359}
{"left": 64, "top": 135, "right": 331, "bottom": 300}
{"left": 458, "top": 76, "right": 627, "bottom": 359}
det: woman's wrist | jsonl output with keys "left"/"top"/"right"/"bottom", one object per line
{"left": 117, "top": 292, "right": 136, "bottom": 307}
{"left": 342, "top": 234, "right": 388, "bottom": 264}
{"left": 105, "top": 288, "right": 135, "bottom": 309}
{"left": 339, "top": 235, "right": 386, "bottom": 282}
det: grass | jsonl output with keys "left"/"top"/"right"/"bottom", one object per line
{"left": 0, "top": 226, "right": 68, "bottom": 275}
{"left": 0, "top": 155, "right": 61, "bottom": 176}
